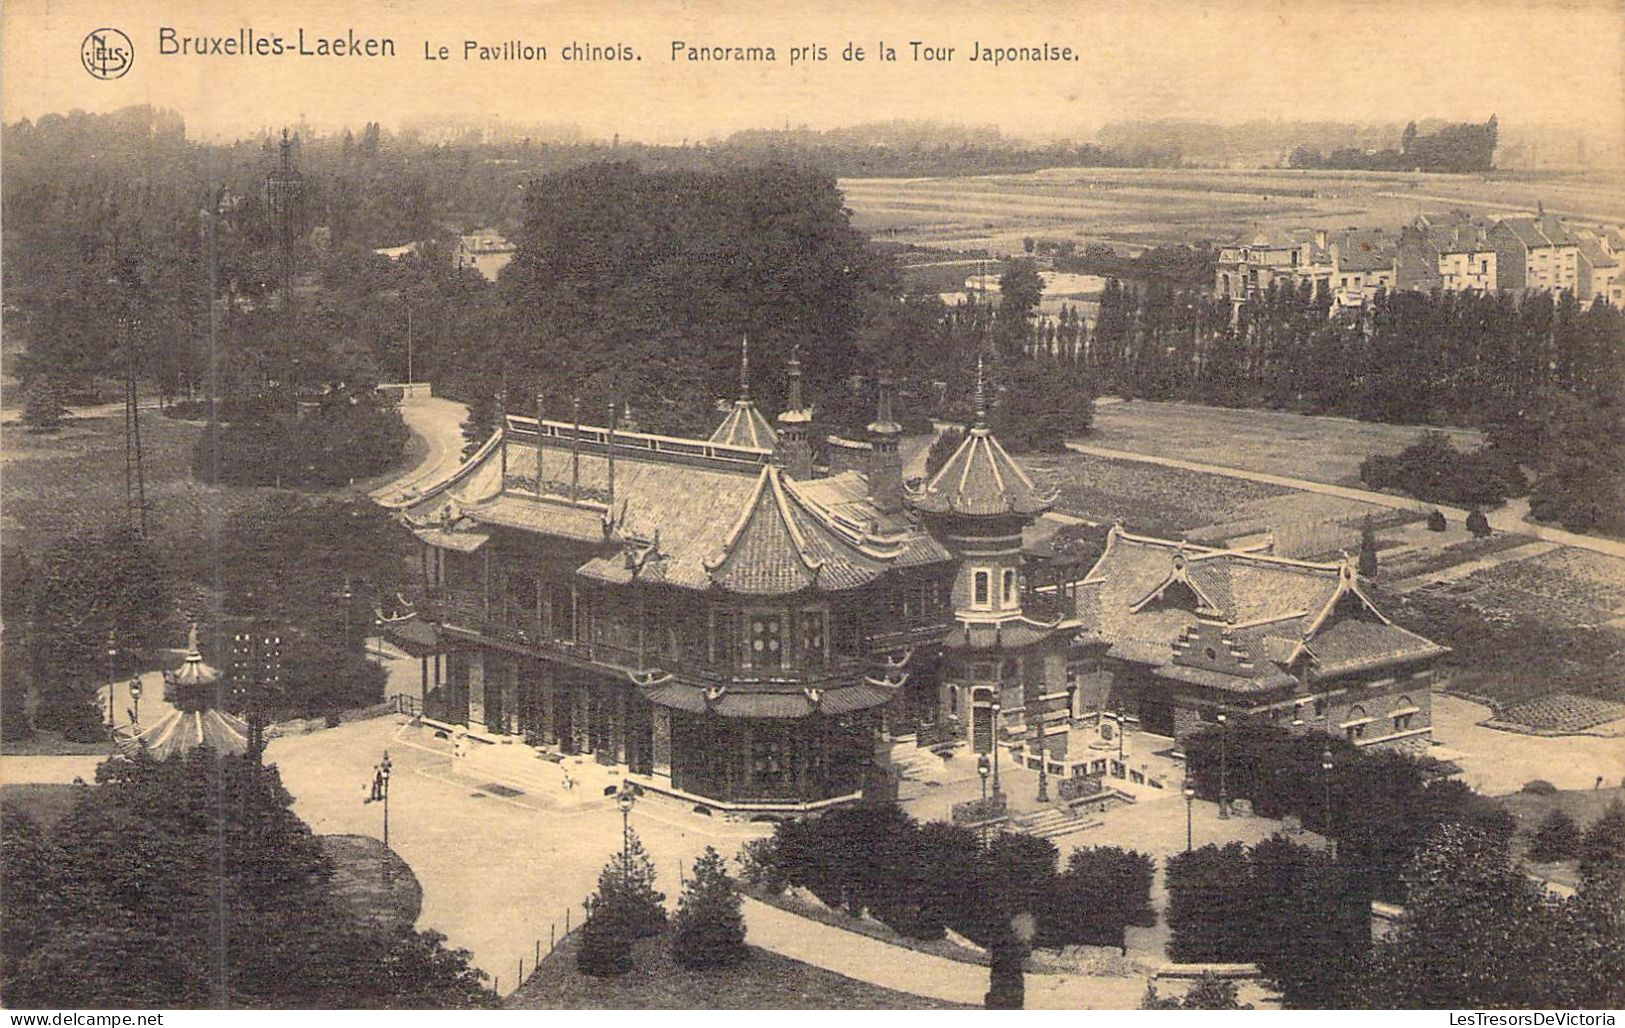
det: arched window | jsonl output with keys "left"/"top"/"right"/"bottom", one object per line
{"left": 973, "top": 569, "right": 991, "bottom": 608}
{"left": 1392, "top": 695, "right": 1416, "bottom": 732}
{"left": 949, "top": 686, "right": 960, "bottom": 716}
{"left": 1344, "top": 705, "right": 1368, "bottom": 741}
{"left": 1002, "top": 568, "right": 1017, "bottom": 607}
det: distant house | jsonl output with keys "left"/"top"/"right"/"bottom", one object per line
{"left": 1401, "top": 213, "right": 1497, "bottom": 293}
{"left": 455, "top": 231, "right": 517, "bottom": 282}
{"left": 1489, "top": 215, "right": 1580, "bottom": 295}
{"left": 1328, "top": 229, "right": 1400, "bottom": 309}
{"left": 1574, "top": 228, "right": 1623, "bottom": 307}
{"left": 1214, "top": 228, "right": 1336, "bottom": 303}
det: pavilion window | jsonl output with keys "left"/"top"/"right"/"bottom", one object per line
{"left": 799, "top": 610, "right": 827, "bottom": 668}
{"left": 1002, "top": 568, "right": 1016, "bottom": 607}
{"left": 974, "top": 570, "right": 991, "bottom": 608}
{"left": 715, "top": 608, "right": 740, "bottom": 668}
{"left": 748, "top": 612, "right": 785, "bottom": 670}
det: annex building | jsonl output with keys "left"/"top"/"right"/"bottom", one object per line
{"left": 403, "top": 354, "right": 1445, "bottom": 813}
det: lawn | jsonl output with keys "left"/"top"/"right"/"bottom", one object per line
{"left": 1088, "top": 400, "right": 1481, "bottom": 486}
{"left": 506, "top": 926, "right": 966, "bottom": 1009}
{"left": 0, "top": 782, "right": 85, "bottom": 831}
{"left": 1024, "top": 452, "right": 1289, "bottom": 536}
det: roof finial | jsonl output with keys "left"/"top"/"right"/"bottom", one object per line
{"left": 186, "top": 622, "right": 200, "bottom": 658}
{"left": 973, "top": 355, "right": 988, "bottom": 428}
{"left": 739, "top": 335, "right": 750, "bottom": 400}
{"left": 786, "top": 347, "right": 803, "bottom": 411}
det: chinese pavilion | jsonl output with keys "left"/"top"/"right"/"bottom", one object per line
{"left": 404, "top": 353, "right": 1445, "bottom": 812}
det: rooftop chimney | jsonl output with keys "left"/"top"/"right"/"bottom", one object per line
{"left": 866, "top": 373, "right": 903, "bottom": 514}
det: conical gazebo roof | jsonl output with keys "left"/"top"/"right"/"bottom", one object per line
{"left": 170, "top": 623, "right": 221, "bottom": 687}
{"left": 118, "top": 707, "right": 251, "bottom": 761}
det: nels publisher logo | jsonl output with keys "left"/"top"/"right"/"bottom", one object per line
{"left": 81, "top": 28, "right": 134, "bottom": 79}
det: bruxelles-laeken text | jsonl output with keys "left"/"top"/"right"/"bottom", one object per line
{"left": 158, "top": 28, "right": 396, "bottom": 58}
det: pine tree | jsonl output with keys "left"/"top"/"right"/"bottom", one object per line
{"left": 574, "top": 903, "right": 633, "bottom": 978}
{"left": 672, "top": 846, "right": 748, "bottom": 969}
{"left": 21, "top": 378, "right": 69, "bottom": 432}
{"left": 1528, "top": 809, "right": 1582, "bottom": 864}
{"left": 594, "top": 828, "right": 667, "bottom": 939}
{"left": 1357, "top": 514, "right": 1379, "bottom": 577}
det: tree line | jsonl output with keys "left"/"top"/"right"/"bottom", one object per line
{"left": 1289, "top": 116, "right": 1498, "bottom": 174}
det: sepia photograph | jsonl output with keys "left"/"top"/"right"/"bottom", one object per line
{"left": 1, "top": 0, "right": 1623, "bottom": 1015}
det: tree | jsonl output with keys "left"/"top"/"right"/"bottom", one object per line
{"left": 1358, "top": 514, "right": 1379, "bottom": 577}
{"left": 1347, "top": 823, "right": 1593, "bottom": 1009}
{"left": 1465, "top": 509, "right": 1492, "bottom": 538}
{"left": 1528, "top": 808, "right": 1582, "bottom": 863}
{"left": 21, "top": 377, "right": 69, "bottom": 432}
{"left": 1165, "top": 843, "right": 1256, "bottom": 962}
{"left": 1427, "top": 508, "right": 1447, "bottom": 532}
{"left": 592, "top": 828, "right": 667, "bottom": 940}
{"left": 1, "top": 751, "right": 494, "bottom": 1008}
{"left": 1578, "top": 801, "right": 1625, "bottom": 882}
{"left": 672, "top": 846, "right": 747, "bottom": 969}
{"left": 924, "top": 427, "right": 965, "bottom": 479}
{"left": 574, "top": 905, "right": 633, "bottom": 978}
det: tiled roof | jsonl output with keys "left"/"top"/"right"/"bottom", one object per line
{"left": 709, "top": 400, "right": 778, "bottom": 449}
{"left": 942, "top": 619, "right": 1060, "bottom": 651}
{"left": 1576, "top": 235, "right": 1619, "bottom": 269}
{"left": 909, "top": 427, "right": 1057, "bottom": 518}
{"left": 121, "top": 708, "right": 250, "bottom": 761}
{"left": 1335, "top": 230, "right": 1398, "bottom": 272}
{"left": 416, "top": 419, "right": 948, "bottom": 596}
{"left": 639, "top": 679, "right": 897, "bottom": 718}
{"left": 1498, "top": 217, "right": 1575, "bottom": 250}
{"left": 1304, "top": 618, "right": 1447, "bottom": 677}
{"left": 1066, "top": 527, "right": 1441, "bottom": 690}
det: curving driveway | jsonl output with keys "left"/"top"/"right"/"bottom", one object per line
{"left": 371, "top": 395, "right": 471, "bottom": 508}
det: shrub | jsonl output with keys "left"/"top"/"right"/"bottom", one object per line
{"left": 924, "top": 428, "right": 965, "bottom": 479}
{"left": 1359, "top": 433, "right": 1524, "bottom": 509}
{"left": 1143, "top": 974, "right": 1251, "bottom": 1010}
{"left": 1527, "top": 809, "right": 1582, "bottom": 863}
{"left": 1466, "top": 510, "right": 1492, "bottom": 538}
{"left": 574, "top": 908, "right": 632, "bottom": 978}
{"left": 1521, "top": 779, "right": 1559, "bottom": 796}
{"left": 1427, "top": 509, "right": 1448, "bottom": 532}
{"left": 672, "top": 847, "right": 747, "bottom": 970}
{"left": 1578, "top": 802, "right": 1625, "bottom": 882}
{"left": 1165, "top": 843, "right": 1256, "bottom": 962}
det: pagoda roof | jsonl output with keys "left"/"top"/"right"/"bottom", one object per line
{"left": 118, "top": 708, "right": 250, "bottom": 761}
{"left": 709, "top": 400, "right": 778, "bottom": 449}
{"left": 408, "top": 415, "right": 949, "bottom": 597}
{"left": 908, "top": 426, "right": 1057, "bottom": 518}
{"left": 1066, "top": 526, "right": 1445, "bottom": 688}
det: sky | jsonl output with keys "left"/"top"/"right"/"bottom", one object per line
{"left": 3, "top": 0, "right": 1623, "bottom": 147}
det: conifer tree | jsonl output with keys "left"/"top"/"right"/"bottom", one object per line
{"left": 1357, "top": 514, "right": 1379, "bottom": 578}
{"left": 1528, "top": 809, "right": 1582, "bottom": 864}
{"left": 594, "top": 828, "right": 667, "bottom": 939}
{"left": 672, "top": 846, "right": 748, "bottom": 969}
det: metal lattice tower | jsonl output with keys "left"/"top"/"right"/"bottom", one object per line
{"left": 264, "top": 128, "right": 304, "bottom": 300}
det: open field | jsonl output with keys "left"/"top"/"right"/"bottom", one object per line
{"left": 1089, "top": 400, "right": 1482, "bottom": 486}
{"left": 842, "top": 166, "right": 1625, "bottom": 254}
{"left": 1024, "top": 452, "right": 1290, "bottom": 535}
{"left": 507, "top": 926, "right": 964, "bottom": 1009}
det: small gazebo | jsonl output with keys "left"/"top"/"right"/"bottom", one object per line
{"left": 117, "top": 625, "right": 250, "bottom": 760}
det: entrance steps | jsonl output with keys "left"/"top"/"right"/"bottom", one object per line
{"left": 1011, "top": 805, "right": 1102, "bottom": 841}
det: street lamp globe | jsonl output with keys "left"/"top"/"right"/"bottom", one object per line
{"left": 1183, "top": 780, "right": 1195, "bottom": 799}
{"left": 129, "top": 679, "right": 143, "bottom": 702}
{"left": 617, "top": 784, "right": 637, "bottom": 815}
{"left": 977, "top": 754, "right": 991, "bottom": 781}
{"left": 1321, "top": 749, "right": 1334, "bottom": 773}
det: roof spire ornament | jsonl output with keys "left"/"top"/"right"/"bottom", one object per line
{"left": 973, "top": 354, "right": 988, "bottom": 428}
{"left": 786, "top": 347, "right": 803, "bottom": 412}
{"left": 739, "top": 335, "right": 751, "bottom": 400}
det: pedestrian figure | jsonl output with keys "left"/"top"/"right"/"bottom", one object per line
{"left": 1597, "top": 775, "right": 1605, "bottom": 790}
{"left": 562, "top": 769, "right": 575, "bottom": 791}
{"left": 453, "top": 733, "right": 466, "bottom": 760}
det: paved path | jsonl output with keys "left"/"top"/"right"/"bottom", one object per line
{"left": 743, "top": 897, "right": 1151, "bottom": 1009}
{"left": 1431, "top": 695, "right": 1625, "bottom": 795}
{"left": 370, "top": 395, "right": 470, "bottom": 508}
{"left": 0, "top": 755, "right": 107, "bottom": 785}
{"left": 0, "top": 399, "right": 162, "bottom": 425}
{"left": 1062, "top": 441, "right": 1625, "bottom": 559}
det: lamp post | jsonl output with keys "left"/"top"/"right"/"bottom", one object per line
{"left": 380, "top": 750, "right": 392, "bottom": 849}
{"left": 978, "top": 753, "right": 991, "bottom": 802}
{"left": 617, "top": 782, "right": 637, "bottom": 872}
{"left": 374, "top": 617, "right": 384, "bottom": 659}
{"left": 990, "top": 701, "right": 1002, "bottom": 796}
{"left": 129, "top": 678, "right": 143, "bottom": 727}
{"left": 105, "top": 633, "right": 118, "bottom": 727}
{"left": 1216, "top": 712, "right": 1230, "bottom": 819}
{"left": 1183, "top": 779, "right": 1195, "bottom": 852}
{"left": 1036, "top": 738, "right": 1049, "bottom": 803}
{"left": 1321, "top": 749, "right": 1335, "bottom": 858}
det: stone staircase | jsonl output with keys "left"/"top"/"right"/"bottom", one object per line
{"left": 1012, "top": 805, "right": 1102, "bottom": 841}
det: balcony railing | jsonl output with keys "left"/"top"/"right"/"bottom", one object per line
{"left": 426, "top": 593, "right": 880, "bottom": 687}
